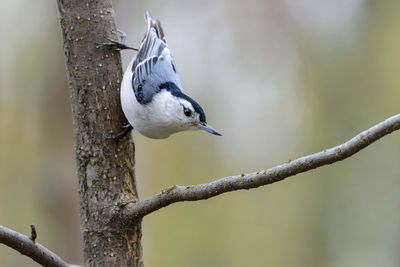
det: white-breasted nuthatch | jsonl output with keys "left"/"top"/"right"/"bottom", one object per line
{"left": 104, "top": 12, "right": 221, "bottom": 139}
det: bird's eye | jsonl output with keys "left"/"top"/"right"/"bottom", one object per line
{"left": 183, "top": 108, "right": 192, "bottom": 117}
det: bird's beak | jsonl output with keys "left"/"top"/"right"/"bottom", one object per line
{"left": 197, "top": 122, "right": 222, "bottom": 136}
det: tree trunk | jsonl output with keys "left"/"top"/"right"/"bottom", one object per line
{"left": 56, "top": 1, "right": 143, "bottom": 266}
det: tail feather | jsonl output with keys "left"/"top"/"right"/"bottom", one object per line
{"left": 145, "top": 11, "right": 165, "bottom": 42}
{"left": 145, "top": 11, "right": 153, "bottom": 26}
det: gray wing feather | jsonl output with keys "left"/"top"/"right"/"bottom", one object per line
{"left": 132, "top": 12, "right": 182, "bottom": 104}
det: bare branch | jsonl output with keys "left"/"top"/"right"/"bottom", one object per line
{"left": 0, "top": 225, "right": 76, "bottom": 267}
{"left": 124, "top": 114, "right": 400, "bottom": 219}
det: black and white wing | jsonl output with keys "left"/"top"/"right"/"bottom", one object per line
{"left": 132, "top": 11, "right": 182, "bottom": 104}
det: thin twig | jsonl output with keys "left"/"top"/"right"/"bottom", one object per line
{"left": 0, "top": 225, "right": 74, "bottom": 267}
{"left": 30, "top": 224, "right": 37, "bottom": 243}
{"left": 124, "top": 114, "right": 400, "bottom": 219}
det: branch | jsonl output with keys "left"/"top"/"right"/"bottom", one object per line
{"left": 0, "top": 225, "right": 78, "bottom": 267}
{"left": 124, "top": 114, "right": 400, "bottom": 219}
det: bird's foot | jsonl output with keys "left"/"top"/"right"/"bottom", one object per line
{"left": 105, "top": 124, "right": 133, "bottom": 140}
{"left": 96, "top": 29, "right": 138, "bottom": 51}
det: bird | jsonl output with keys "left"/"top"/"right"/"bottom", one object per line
{"left": 105, "top": 11, "right": 221, "bottom": 139}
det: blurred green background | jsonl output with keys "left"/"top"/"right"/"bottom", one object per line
{"left": 1, "top": 0, "right": 400, "bottom": 266}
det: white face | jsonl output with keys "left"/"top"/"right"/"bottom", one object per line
{"left": 172, "top": 97, "right": 222, "bottom": 136}
{"left": 175, "top": 99, "right": 202, "bottom": 130}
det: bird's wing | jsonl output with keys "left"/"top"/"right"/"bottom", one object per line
{"left": 132, "top": 11, "right": 182, "bottom": 104}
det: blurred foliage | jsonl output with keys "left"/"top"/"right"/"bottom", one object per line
{"left": 1, "top": 0, "right": 399, "bottom": 266}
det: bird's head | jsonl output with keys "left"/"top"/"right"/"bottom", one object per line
{"left": 174, "top": 94, "right": 222, "bottom": 136}
{"left": 149, "top": 82, "right": 222, "bottom": 138}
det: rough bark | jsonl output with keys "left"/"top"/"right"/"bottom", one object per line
{"left": 56, "top": 1, "right": 143, "bottom": 266}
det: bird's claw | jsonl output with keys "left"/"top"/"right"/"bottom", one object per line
{"left": 121, "top": 123, "right": 132, "bottom": 129}
{"left": 105, "top": 124, "right": 133, "bottom": 140}
{"left": 96, "top": 30, "right": 138, "bottom": 51}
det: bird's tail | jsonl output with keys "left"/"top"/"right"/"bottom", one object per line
{"left": 145, "top": 11, "right": 165, "bottom": 41}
